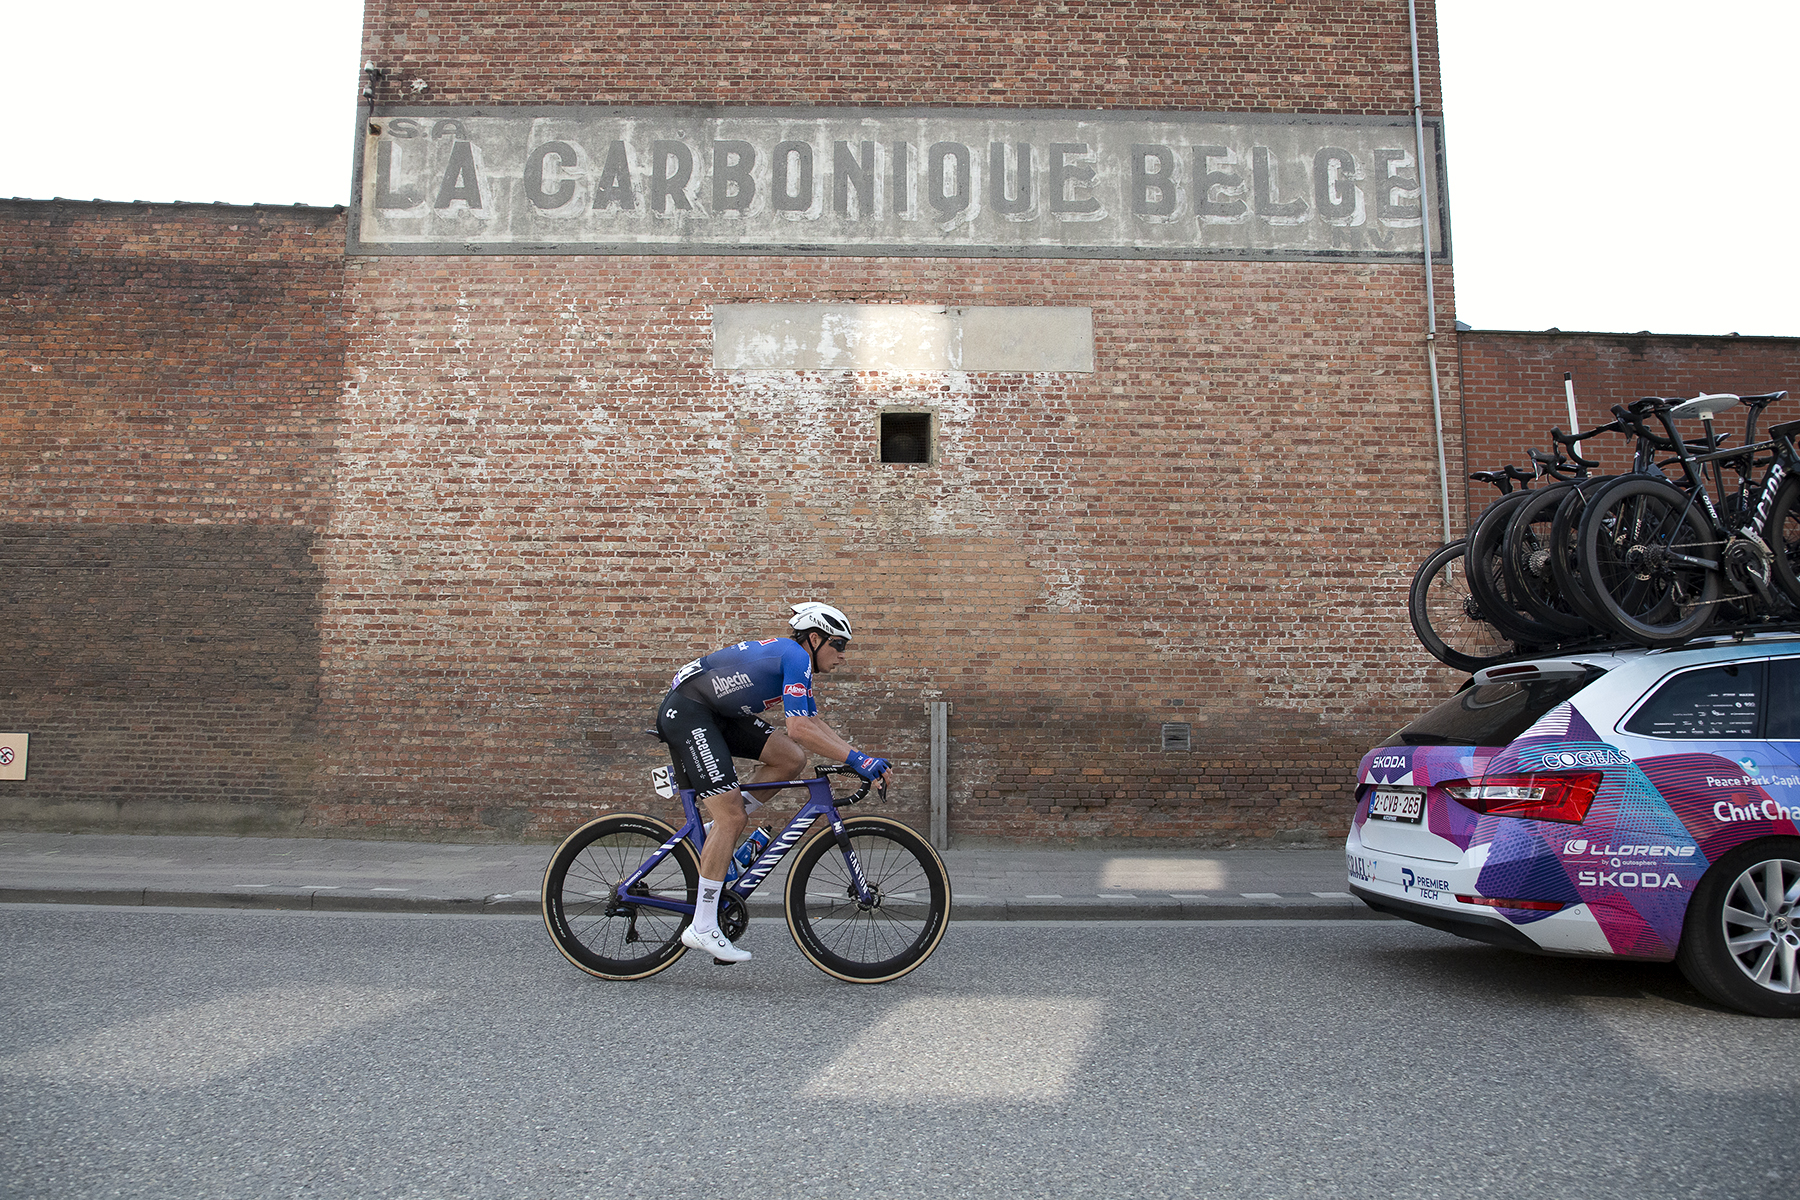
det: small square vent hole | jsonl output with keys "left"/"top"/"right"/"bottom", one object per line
{"left": 1161, "top": 722, "right": 1192, "bottom": 752}
{"left": 880, "top": 412, "right": 932, "bottom": 464}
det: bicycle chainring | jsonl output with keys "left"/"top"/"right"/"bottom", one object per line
{"left": 718, "top": 893, "right": 749, "bottom": 943}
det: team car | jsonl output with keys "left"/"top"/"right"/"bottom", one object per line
{"left": 1348, "top": 635, "right": 1800, "bottom": 1017}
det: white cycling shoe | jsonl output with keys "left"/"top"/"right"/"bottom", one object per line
{"left": 681, "top": 924, "right": 751, "bottom": 963}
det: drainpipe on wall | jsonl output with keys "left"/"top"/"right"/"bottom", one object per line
{"left": 1408, "top": 0, "right": 1454, "bottom": 545}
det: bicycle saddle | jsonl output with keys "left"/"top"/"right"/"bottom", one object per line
{"left": 1666, "top": 392, "right": 1740, "bottom": 421}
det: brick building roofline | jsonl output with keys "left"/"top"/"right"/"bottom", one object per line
{"left": 3, "top": 197, "right": 346, "bottom": 214}
{"left": 1462, "top": 327, "right": 1800, "bottom": 345}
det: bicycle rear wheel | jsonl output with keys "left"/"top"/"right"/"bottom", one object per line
{"left": 1546, "top": 476, "right": 1618, "bottom": 634}
{"left": 1466, "top": 491, "right": 1560, "bottom": 645}
{"left": 543, "top": 813, "right": 698, "bottom": 981}
{"left": 785, "top": 816, "right": 951, "bottom": 984}
{"left": 1577, "top": 476, "right": 1721, "bottom": 647}
{"left": 1501, "top": 482, "right": 1589, "bottom": 637}
{"left": 1768, "top": 476, "right": 1800, "bottom": 606}
{"left": 1407, "top": 540, "right": 1513, "bottom": 673}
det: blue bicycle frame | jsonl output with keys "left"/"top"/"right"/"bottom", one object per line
{"left": 614, "top": 770, "right": 876, "bottom": 916}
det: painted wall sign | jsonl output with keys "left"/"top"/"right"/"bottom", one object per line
{"left": 351, "top": 106, "right": 1448, "bottom": 261}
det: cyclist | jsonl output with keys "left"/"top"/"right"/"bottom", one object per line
{"left": 657, "top": 601, "right": 894, "bottom": 963}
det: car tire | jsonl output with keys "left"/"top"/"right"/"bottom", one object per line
{"left": 1675, "top": 837, "right": 1800, "bottom": 1018}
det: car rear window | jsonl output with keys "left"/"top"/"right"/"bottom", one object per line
{"left": 1767, "top": 658, "right": 1800, "bottom": 740}
{"left": 1622, "top": 663, "right": 1761, "bottom": 738}
{"left": 1380, "top": 671, "right": 1601, "bottom": 748}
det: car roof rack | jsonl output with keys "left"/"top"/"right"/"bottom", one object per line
{"left": 1443, "top": 617, "right": 1800, "bottom": 675}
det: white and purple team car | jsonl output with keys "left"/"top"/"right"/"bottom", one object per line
{"left": 1348, "top": 635, "right": 1800, "bottom": 1017}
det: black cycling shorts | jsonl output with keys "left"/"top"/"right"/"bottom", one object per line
{"left": 654, "top": 689, "right": 775, "bottom": 800}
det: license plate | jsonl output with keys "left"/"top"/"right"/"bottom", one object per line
{"left": 1368, "top": 787, "right": 1425, "bottom": 824}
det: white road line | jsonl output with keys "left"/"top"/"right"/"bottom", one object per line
{"left": 1240, "top": 892, "right": 1282, "bottom": 900}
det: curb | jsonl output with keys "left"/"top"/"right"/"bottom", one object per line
{"left": 0, "top": 887, "right": 1388, "bottom": 921}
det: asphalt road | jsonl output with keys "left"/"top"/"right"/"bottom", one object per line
{"left": 2, "top": 905, "right": 1795, "bottom": 1200}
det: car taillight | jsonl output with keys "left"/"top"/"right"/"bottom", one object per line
{"left": 1442, "top": 771, "right": 1602, "bottom": 824}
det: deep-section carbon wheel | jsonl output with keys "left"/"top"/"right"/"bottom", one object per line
{"left": 1677, "top": 838, "right": 1800, "bottom": 1018}
{"left": 1577, "top": 475, "right": 1720, "bottom": 647}
{"left": 784, "top": 816, "right": 951, "bottom": 984}
{"left": 1407, "top": 540, "right": 1513, "bottom": 674}
{"left": 1767, "top": 476, "right": 1800, "bottom": 608}
{"left": 1467, "top": 491, "right": 1560, "bottom": 645}
{"left": 1501, "top": 482, "right": 1589, "bottom": 636}
{"left": 543, "top": 813, "right": 697, "bottom": 981}
{"left": 1547, "top": 476, "right": 1619, "bottom": 632}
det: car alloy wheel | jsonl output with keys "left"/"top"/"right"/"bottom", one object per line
{"left": 1719, "top": 855, "right": 1800, "bottom": 995}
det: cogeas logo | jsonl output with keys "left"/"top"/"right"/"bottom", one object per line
{"left": 1536, "top": 748, "right": 1630, "bottom": 769}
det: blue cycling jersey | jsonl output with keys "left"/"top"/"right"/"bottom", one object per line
{"left": 670, "top": 638, "right": 817, "bottom": 718}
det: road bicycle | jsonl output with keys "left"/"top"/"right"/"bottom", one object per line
{"left": 542, "top": 762, "right": 951, "bottom": 984}
{"left": 1498, "top": 421, "right": 1621, "bottom": 639}
{"left": 1576, "top": 393, "right": 1799, "bottom": 646}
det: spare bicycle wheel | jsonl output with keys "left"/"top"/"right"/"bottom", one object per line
{"left": 1501, "top": 482, "right": 1589, "bottom": 637}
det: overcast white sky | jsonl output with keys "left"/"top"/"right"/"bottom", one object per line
{"left": 4, "top": 1, "right": 1794, "bottom": 337}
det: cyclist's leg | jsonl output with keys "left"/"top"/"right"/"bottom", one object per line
{"left": 657, "top": 693, "right": 749, "bottom": 916}
{"left": 745, "top": 727, "right": 805, "bottom": 787}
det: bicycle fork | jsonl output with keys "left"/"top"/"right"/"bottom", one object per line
{"left": 829, "top": 817, "right": 878, "bottom": 908}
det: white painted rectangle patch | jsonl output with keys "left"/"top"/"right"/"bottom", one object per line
{"left": 712, "top": 304, "right": 1093, "bottom": 372}
{"left": 804, "top": 996, "right": 1105, "bottom": 1101}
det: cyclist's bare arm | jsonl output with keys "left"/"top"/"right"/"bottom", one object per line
{"left": 782, "top": 712, "right": 887, "bottom": 778}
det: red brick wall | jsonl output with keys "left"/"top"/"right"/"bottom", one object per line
{"left": 0, "top": 200, "right": 346, "bottom": 831}
{"left": 316, "top": 252, "right": 1460, "bottom": 844}
{"left": 327, "top": 1, "right": 1461, "bottom": 843}
{"left": 0, "top": 3, "right": 1466, "bottom": 844}
{"left": 361, "top": 0, "right": 1443, "bottom": 113}
{"left": 1456, "top": 330, "right": 1800, "bottom": 531}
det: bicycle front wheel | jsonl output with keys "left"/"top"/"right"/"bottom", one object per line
{"left": 785, "top": 816, "right": 951, "bottom": 984}
{"left": 543, "top": 813, "right": 698, "bottom": 981}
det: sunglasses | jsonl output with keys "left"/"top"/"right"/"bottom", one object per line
{"left": 824, "top": 636, "right": 849, "bottom": 652}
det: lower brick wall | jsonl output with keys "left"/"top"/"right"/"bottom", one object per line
{"left": 0, "top": 524, "right": 324, "bottom": 831}
{"left": 15, "top": 201, "right": 1796, "bottom": 846}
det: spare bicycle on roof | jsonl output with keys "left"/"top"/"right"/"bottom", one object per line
{"left": 1409, "top": 379, "right": 1800, "bottom": 670}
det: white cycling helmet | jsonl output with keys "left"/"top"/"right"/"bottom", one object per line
{"left": 789, "top": 601, "right": 853, "bottom": 641}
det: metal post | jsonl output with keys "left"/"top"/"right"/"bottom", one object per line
{"left": 1408, "top": 0, "right": 1454, "bottom": 545}
{"left": 928, "top": 701, "right": 948, "bottom": 852}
